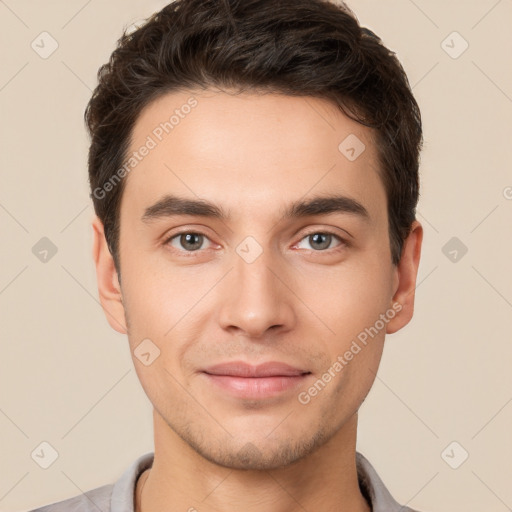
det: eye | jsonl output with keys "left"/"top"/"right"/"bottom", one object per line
{"left": 163, "top": 229, "right": 348, "bottom": 255}
{"left": 166, "top": 232, "right": 212, "bottom": 252}
{"left": 295, "top": 231, "right": 347, "bottom": 252}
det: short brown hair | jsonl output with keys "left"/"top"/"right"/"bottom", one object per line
{"left": 85, "top": 0, "right": 422, "bottom": 273}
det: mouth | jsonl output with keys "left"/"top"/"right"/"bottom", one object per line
{"left": 201, "top": 361, "right": 312, "bottom": 400}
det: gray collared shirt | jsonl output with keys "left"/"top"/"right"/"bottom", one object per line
{"left": 28, "top": 451, "right": 420, "bottom": 511}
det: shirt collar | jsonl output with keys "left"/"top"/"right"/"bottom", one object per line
{"left": 110, "top": 451, "right": 413, "bottom": 512}
{"left": 110, "top": 451, "right": 153, "bottom": 512}
{"left": 356, "top": 452, "right": 416, "bottom": 511}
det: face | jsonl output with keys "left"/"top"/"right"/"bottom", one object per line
{"left": 93, "top": 89, "right": 422, "bottom": 470}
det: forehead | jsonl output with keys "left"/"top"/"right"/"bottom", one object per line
{"left": 120, "top": 89, "right": 386, "bottom": 226}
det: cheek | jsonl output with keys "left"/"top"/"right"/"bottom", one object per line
{"left": 335, "top": 338, "right": 385, "bottom": 415}
{"left": 120, "top": 254, "right": 195, "bottom": 334}
{"left": 305, "top": 256, "right": 393, "bottom": 338}
{"left": 120, "top": 260, "right": 209, "bottom": 377}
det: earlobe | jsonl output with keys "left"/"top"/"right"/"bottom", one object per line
{"left": 386, "top": 220, "right": 423, "bottom": 335}
{"left": 91, "top": 216, "right": 127, "bottom": 334}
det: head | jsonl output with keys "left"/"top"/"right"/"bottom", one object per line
{"left": 88, "top": 0, "right": 423, "bottom": 470}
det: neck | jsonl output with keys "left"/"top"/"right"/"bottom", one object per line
{"left": 136, "top": 410, "right": 371, "bottom": 512}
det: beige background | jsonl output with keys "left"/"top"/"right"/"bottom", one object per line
{"left": 1, "top": 0, "right": 511, "bottom": 510}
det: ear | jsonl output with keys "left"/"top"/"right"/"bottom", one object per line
{"left": 91, "top": 216, "right": 127, "bottom": 334}
{"left": 386, "top": 220, "right": 423, "bottom": 335}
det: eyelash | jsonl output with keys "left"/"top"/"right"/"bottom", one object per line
{"left": 163, "top": 229, "right": 350, "bottom": 255}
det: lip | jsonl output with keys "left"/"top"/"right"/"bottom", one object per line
{"left": 201, "top": 361, "right": 311, "bottom": 400}
{"left": 203, "top": 361, "right": 309, "bottom": 377}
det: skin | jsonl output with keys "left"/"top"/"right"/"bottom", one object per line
{"left": 92, "top": 89, "right": 422, "bottom": 512}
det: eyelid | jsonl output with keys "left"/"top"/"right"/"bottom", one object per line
{"left": 299, "top": 226, "right": 351, "bottom": 241}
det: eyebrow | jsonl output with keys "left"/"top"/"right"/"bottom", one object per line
{"left": 141, "top": 193, "right": 370, "bottom": 224}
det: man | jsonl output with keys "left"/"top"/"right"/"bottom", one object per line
{"left": 30, "top": 0, "right": 424, "bottom": 510}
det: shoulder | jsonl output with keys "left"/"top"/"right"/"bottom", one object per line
{"left": 26, "top": 483, "right": 113, "bottom": 512}
{"left": 26, "top": 452, "right": 154, "bottom": 512}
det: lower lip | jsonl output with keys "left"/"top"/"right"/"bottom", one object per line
{"left": 203, "top": 373, "right": 310, "bottom": 400}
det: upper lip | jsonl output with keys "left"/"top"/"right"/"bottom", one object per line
{"left": 203, "top": 361, "right": 310, "bottom": 377}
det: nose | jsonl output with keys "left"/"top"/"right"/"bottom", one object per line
{"left": 217, "top": 245, "right": 296, "bottom": 339}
